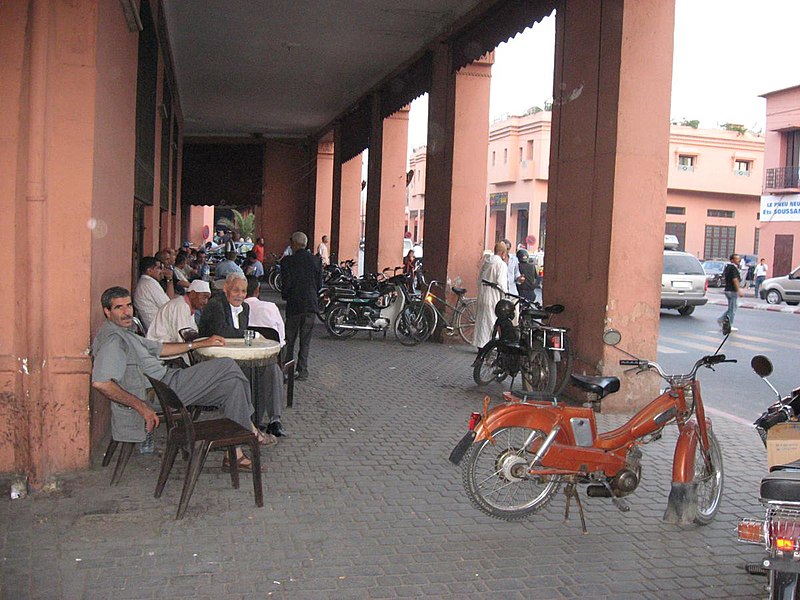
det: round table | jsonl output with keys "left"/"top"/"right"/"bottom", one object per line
{"left": 194, "top": 338, "right": 283, "bottom": 426}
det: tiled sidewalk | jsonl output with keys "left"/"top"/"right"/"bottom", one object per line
{"left": 1, "top": 325, "right": 767, "bottom": 599}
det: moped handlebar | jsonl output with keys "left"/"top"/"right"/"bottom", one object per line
{"left": 619, "top": 353, "right": 736, "bottom": 384}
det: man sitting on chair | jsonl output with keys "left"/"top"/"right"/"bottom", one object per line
{"left": 92, "top": 286, "right": 271, "bottom": 471}
{"left": 147, "top": 279, "right": 212, "bottom": 364}
{"left": 243, "top": 276, "right": 285, "bottom": 345}
{"left": 199, "top": 272, "right": 287, "bottom": 439}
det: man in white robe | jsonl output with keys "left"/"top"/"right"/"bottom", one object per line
{"left": 473, "top": 242, "right": 509, "bottom": 349}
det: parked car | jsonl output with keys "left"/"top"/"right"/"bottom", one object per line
{"left": 701, "top": 260, "right": 726, "bottom": 287}
{"left": 760, "top": 265, "right": 800, "bottom": 306}
{"left": 661, "top": 250, "right": 708, "bottom": 316}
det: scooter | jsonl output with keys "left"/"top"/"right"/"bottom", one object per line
{"left": 738, "top": 355, "right": 800, "bottom": 599}
{"left": 450, "top": 328, "right": 733, "bottom": 531}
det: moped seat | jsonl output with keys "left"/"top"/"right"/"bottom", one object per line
{"left": 357, "top": 291, "right": 380, "bottom": 300}
{"left": 570, "top": 374, "right": 620, "bottom": 399}
{"left": 770, "top": 459, "right": 800, "bottom": 472}
{"left": 761, "top": 470, "right": 800, "bottom": 502}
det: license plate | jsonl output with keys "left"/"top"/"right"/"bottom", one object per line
{"left": 671, "top": 280, "right": 692, "bottom": 290}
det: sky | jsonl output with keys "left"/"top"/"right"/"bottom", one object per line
{"left": 407, "top": 0, "right": 800, "bottom": 150}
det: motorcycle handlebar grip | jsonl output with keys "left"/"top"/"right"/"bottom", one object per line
{"left": 706, "top": 354, "right": 726, "bottom": 364}
{"left": 619, "top": 360, "right": 641, "bottom": 366}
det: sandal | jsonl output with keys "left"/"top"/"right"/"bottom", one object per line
{"left": 256, "top": 430, "right": 278, "bottom": 447}
{"left": 222, "top": 454, "right": 255, "bottom": 473}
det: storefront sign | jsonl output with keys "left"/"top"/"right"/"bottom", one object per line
{"left": 761, "top": 194, "right": 800, "bottom": 222}
{"left": 489, "top": 192, "right": 508, "bottom": 208}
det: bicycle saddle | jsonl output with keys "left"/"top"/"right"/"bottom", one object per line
{"left": 761, "top": 469, "right": 800, "bottom": 502}
{"left": 570, "top": 374, "right": 620, "bottom": 399}
{"left": 452, "top": 286, "right": 467, "bottom": 295}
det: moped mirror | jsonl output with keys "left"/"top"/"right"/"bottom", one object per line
{"left": 546, "top": 304, "right": 565, "bottom": 314}
{"left": 751, "top": 355, "right": 773, "bottom": 378}
{"left": 602, "top": 329, "right": 622, "bottom": 346}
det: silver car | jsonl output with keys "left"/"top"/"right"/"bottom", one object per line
{"left": 761, "top": 266, "right": 800, "bottom": 306}
{"left": 661, "top": 250, "right": 708, "bottom": 316}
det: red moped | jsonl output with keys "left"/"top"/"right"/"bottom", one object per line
{"left": 449, "top": 329, "right": 733, "bottom": 531}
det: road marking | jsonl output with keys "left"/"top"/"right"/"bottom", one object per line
{"left": 728, "top": 340, "right": 773, "bottom": 352}
{"left": 657, "top": 344, "right": 684, "bottom": 354}
{"left": 705, "top": 406, "right": 756, "bottom": 428}
{"left": 734, "top": 333, "right": 800, "bottom": 350}
{"left": 658, "top": 337, "right": 719, "bottom": 353}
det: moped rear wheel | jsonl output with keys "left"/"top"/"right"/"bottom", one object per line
{"left": 692, "top": 430, "right": 724, "bottom": 525}
{"left": 521, "top": 347, "right": 557, "bottom": 393}
{"left": 462, "top": 426, "right": 561, "bottom": 520}
{"left": 325, "top": 305, "right": 358, "bottom": 339}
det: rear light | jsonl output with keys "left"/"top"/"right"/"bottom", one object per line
{"left": 468, "top": 412, "right": 481, "bottom": 431}
{"left": 768, "top": 509, "right": 800, "bottom": 553}
{"left": 738, "top": 518, "right": 765, "bottom": 545}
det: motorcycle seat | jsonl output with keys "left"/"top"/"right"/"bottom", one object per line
{"left": 452, "top": 286, "right": 467, "bottom": 295}
{"left": 570, "top": 374, "right": 620, "bottom": 399}
{"left": 761, "top": 470, "right": 800, "bottom": 502}
{"left": 357, "top": 290, "right": 381, "bottom": 300}
{"left": 770, "top": 459, "right": 800, "bottom": 472}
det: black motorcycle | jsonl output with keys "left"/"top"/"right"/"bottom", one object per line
{"left": 738, "top": 355, "right": 800, "bottom": 599}
{"left": 472, "top": 282, "right": 566, "bottom": 393}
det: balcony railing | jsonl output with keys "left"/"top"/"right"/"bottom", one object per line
{"left": 766, "top": 166, "right": 800, "bottom": 190}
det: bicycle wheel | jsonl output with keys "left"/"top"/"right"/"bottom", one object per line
{"left": 521, "top": 347, "right": 557, "bottom": 393}
{"left": 462, "top": 426, "right": 562, "bottom": 521}
{"left": 455, "top": 298, "right": 477, "bottom": 345}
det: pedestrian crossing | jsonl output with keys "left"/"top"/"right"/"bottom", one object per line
{"left": 658, "top": 329, "right": 800, "bottom": 355}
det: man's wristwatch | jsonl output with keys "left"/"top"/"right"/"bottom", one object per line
{"left": 188, "top": 341, "right": 193, "bottom": 350}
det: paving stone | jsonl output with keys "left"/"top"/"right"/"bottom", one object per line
{"left": 0, "top": 310, "right": 769, "bottom": 598}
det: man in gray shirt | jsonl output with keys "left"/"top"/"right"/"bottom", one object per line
{"left": 92, "top": 286, "right": 269, "bottom": 468}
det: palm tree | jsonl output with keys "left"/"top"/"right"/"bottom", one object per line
{"left": 218, "top": 209, "right": 256, "bottom": 241}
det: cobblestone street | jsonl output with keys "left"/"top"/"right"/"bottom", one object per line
{"left": 1, "top": 320, "right": 768, "bottom": 599}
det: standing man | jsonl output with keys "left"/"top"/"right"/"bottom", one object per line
{"left": 503, "top": 239, "right": 522, "bottom": 296}
{"left": 754, "top": 258, "right": 769, "bottom": 298}
{"left": 133, "top": 256, "right": 174, "bottom": 331}
{"left": 280, "top": 231, "right": 322, "bottom": 381}
{"left": 253, "top": 237, "right": 266, "bottom": 263}
{"left": 718, "top": 253, "right": 744, "bottom": 332}
{"left": 473, "top": 242, "right": 509, "bottom": 349}
{"left": 317, "top": 235, "right": 330, "bottom": 266}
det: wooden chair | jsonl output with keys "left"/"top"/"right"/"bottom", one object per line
{"left": 247, "top": 326, "right": 296, "bottom": 407}
{"left": 145, "top": 375, "right": 264, "bottom": 520}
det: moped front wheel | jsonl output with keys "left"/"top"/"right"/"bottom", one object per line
{"left": 692, "top": 430, "right": 724, "bottom": 525}
{"left": 462, "top": 426, "right": 561, "bottom": 520}
{"left": 473, "top": 347, "right": 504, "bottom": 386}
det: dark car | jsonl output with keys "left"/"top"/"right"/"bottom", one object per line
{"left": 701, "top": 260, "right": 726, "bottom": 287}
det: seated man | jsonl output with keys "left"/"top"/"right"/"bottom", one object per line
{"left": 200, "top": 273, "right": 287, "bottom": 438}
{"left": 243, "top": 250, "right": 264, "bottom": 278}
{"left": 243, "top": 276, "right": 285, "bottom": 345}
{"left": 133, "top": 256, "right": 174, "bottom": 331}
{"left": 147, "top": 279, "right": 212, "bottom": 364}
{"left": 92, "top": 286, "right": 271, "bottom": 471}
{"left": 214, "top": 251, "right": 244, "bottom": 281}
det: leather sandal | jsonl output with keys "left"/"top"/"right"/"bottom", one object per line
{"left": 222, "top": 454, "right": 255, "bottom": 473}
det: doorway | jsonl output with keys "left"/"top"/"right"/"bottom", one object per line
{"left": 774, "top": 234, "right": 794, "bottom": 276}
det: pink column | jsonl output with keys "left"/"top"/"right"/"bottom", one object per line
{"left": 314, "top": 140, "right": 334, "bottom": 251}
{"left": 424, "top": 46, "right": 493, "bottom": 296}
{"left": 547, "top": 0, "right": 675, "bottom": 410}
{"left": 376, "top": 107, "right": 410, "bottom": 271}
{"left": 339, "top": 155, "right": 363, "bottom": 264}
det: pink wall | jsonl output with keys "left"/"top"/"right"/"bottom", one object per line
{"left": 186, "top": 205, "right": 215, "bottom": 246}
{"left": 314, "top": 140, "right": 334, "bottom": 247}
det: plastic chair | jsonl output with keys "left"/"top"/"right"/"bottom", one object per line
{"left": 146, "top": 375, "right": 264, "bottom": 520}
{"left": 247, "top": 326, "right": 295, "bottom": 407}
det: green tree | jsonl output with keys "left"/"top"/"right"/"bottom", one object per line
{"left": 218, "top": 209, "right": 256, "bottom": 241}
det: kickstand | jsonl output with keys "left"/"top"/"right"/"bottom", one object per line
{"left": 563, "top": 478, "right": 588, "bottom": 534}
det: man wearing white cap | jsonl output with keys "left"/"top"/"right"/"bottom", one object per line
{"left": 147, "top": 279, "right": 212, "bottom": 364}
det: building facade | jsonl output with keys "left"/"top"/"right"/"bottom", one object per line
{"left": 406, "top": 113, "right": 765, "bottom": 260}
{"left": 760, "top": 85, "right": 800, "bottom": 276}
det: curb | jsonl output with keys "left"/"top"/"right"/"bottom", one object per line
{"left": 706, "top": 297, "right": 800, "bottom": 314}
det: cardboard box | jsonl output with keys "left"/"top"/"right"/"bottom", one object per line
{"left": 767, "top": 422, "right": 800, "bottom": 469}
